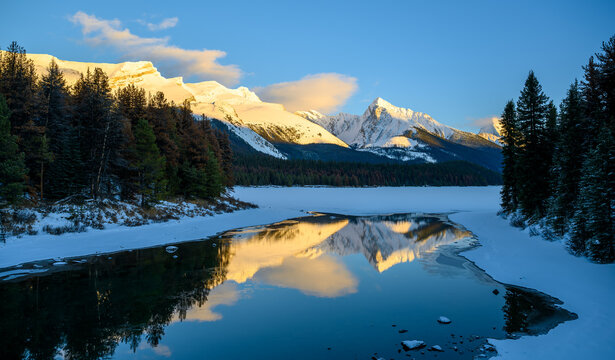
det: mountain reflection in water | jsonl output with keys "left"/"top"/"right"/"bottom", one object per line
{"left": 0, "top": 213, "right": 574, "bottom": 360}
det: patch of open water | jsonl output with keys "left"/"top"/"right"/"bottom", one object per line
{"left": 0, "top": 213, "right": 576, "bottom": 359}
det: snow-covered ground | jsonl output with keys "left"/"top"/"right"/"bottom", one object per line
{"left": 1, "top": 186, "right": 613, "bottom": 359}
{"left": 450, "top": 211, "right": 615, "bottom": 359}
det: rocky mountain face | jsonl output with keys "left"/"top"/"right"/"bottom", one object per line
{"left": 477, "top": 117, "right": 503, "bottom": 144}
{"left": 25, "top": 53, "right": 347, "bottom": 159}
{"left": 296, "top": 98, "right": 502, "bottom": 170}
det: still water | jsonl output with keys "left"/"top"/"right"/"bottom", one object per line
{"left": 0, "top": 213, "right": 575, "bottom": 360}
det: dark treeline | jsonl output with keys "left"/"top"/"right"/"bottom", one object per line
{"left": 500, "top": 35, "right": 615, "bottom": 263}
{"left": 234, "top": 153, "right": 502, "bottom": 186}
{"left": 0, "top": 42, "right": 232, "bottom": 207}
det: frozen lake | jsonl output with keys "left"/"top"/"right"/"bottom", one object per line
{"left": 0, "top": 212, "right": 575, "bottom": 359}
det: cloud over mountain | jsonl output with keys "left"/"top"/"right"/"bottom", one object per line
{"left": 255, "top": 73, "right": 358, "bottom": 114}
{"left": 70, "top": 11, "right": 241, "bottom": 85}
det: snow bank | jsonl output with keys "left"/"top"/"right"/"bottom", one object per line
{"left": 450, "top": 211, "right": 615, "bottom": 359}
{"left": 0, "top": 206, "right": 304, "bottom": 269}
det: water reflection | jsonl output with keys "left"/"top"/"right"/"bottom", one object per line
{"left": 0, "top": 213, "right": 575, "bottom": 360}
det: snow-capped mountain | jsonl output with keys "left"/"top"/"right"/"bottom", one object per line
{"left": 477, "top": 117, "right": 503, "bottom": 144}
{"left": 25, "top": 53, "right": 501, "bottom": 170}
{"left": 298, "top": 97, "right": 455, "bottom": 147}
{"left": 25, "top": 53, "right": 347, "bottom": 158}
{"left": 296, "top": 97, "right": 502, "bottom": 166}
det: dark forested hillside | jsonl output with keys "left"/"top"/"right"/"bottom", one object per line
{"left": 233, "top": 153, "right": 502, "bottom": 186}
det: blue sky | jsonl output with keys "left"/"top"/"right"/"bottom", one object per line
{"left": 2, "top": 0, "right": 614, "bottom": 131}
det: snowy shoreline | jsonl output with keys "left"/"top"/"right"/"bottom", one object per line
{"left": 1, "top": 186, "right": 613, "bottom": 359}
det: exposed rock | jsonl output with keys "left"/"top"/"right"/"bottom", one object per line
{"left": 437, "top": 316, "right": 451, "bottom": 324}
{"left": 401, "top": 340, "right": 426, "bottom": 351}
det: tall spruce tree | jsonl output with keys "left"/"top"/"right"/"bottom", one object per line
{"left": 500, "top": 100, "right": 520, "bottom": 212}
{"left": 516, "top": 71, "right": 551, "bottom": 218}
{"left": 570, "top": 128, "right": 615, "bottom": 262}
{"left": 134, "top": 119, "right": 166, "bottom": 207}
{"left": 0, "top": 95, "right": 26, "bottom": 204}
{"left": 146, "top": 92, "right": 180, "bottom": 195}
{"left": 39, "top": 59, "right": 76, "bottom": 199}
{"left": 595, "top": 35, "right": 615, "bottom": 128}
{"left": 0, "top": 41, "right": 37, "bottom": 133}
{"left": 72, "top": 68, "right": 123, "bottom": 200}
{"left": 204, "top": 149, "right": 223, "bottom": 199}
{"left": 548, "top": 81, "right": 585, "bottom": 234}
{"left": 581, "top": 56, "right": 605, "bottom": 144}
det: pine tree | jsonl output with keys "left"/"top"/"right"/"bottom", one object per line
{"left": 581, "top": 56, "right": 604, "bottom": 143}
{"left": 216, "top": 129, "right": 234, "bottom": 186}
{"left": 18, "top": 120, "right": 52, "bottom": 200}
{"left": 0, "top": 95, "right": 26, "bottom": 204}
{"left": 72, "top": 68, "right": 124, "bottom": 200}
{"left": 204, "top": 149, "right": 223, "bottom": 199}
{"left": 516, "top": 71, "right": 551, "bottom": 218}
{"left": 147, "top": 92, "right": 180, "bottom": 194}
{"left": 36, "top": 59, "right": 74, "bottom": 200}
{"left": 570, "top": 128, "right": 615, "bottom": 262}
{"left": 0, "top": 41, "right": 38, "bottom": 133}
{"left": 548, "top": 81, "right": 585, "bottom": 234}
{"left": 116, "top": 85, "right": 147, "bottom": 128}
{"left": 134, "top": 119, "right": 166, "bottom": 207}
{"left": 595, "top": 35, "right": 615, "bottom": 127}
{"left": 500, "top": 100, "right": 520, "bottom": 212}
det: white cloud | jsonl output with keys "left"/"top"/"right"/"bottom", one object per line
{"left": 471, "top": 115, "right": 501, "bottom": 129}
{"left": 145, "top": 17, "right": 178, "bottom": 31}
{"left": 255, "top": 73, "right": 358, "bottom": 114}
{"left": 69, "top": 11, "right": 241, "bottom": 85}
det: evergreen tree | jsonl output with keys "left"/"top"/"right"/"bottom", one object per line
{"left": 0, "top": 41, "right": 38, "bottom": 133}
{"left": 581, "top": 56, "right": 604, "bottom": 143}
{"left": 18, "top": 120, "right": 52, "bottom": 200}
{"left": 39, "top": 59, "right": 73, "bottom": 199}
{"left": 216, "top": 129, "right": 234, "bottom": 186}
{"left": 204, "top": 149, "right": 223, "bottom": 199}
{"left": 516, "top": 71, "right": 551, "bottom": 218}
{"left": 147, "top": 92, "right": 180, "bottom": 195}
{"left": 0, "top": 95, "right": 26, "bottom": 204}
{"left": 548, "top": 81, "right": 585, "bottom": 234}
{"left": 116, "top": 85, "right": 147, "bottom": 128}
{"left": 595, "top": 35, "right": 615, "bottom": 127}
{"left": 72, "top": 68, "right": 124, "bottom": 200}
{"left": 570, "top": 128, "right": 615, "bottom": 262}
{"left": 500, "top": 100, "right": 520, "bottom": 212}
{"left": 134, "top": 119, "right": 166, "bottom": 207}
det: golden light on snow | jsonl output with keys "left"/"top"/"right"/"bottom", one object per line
{"left": 384, "top": 220, "right": 413, "bottom": 234}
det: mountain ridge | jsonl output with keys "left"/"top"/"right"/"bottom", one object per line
{"left": 23, "top": 52, "right": 501, "bottom": 171}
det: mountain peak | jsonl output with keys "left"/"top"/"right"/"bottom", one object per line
{"left": 370, "top": 97, "right": 393, "bottom": 108}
